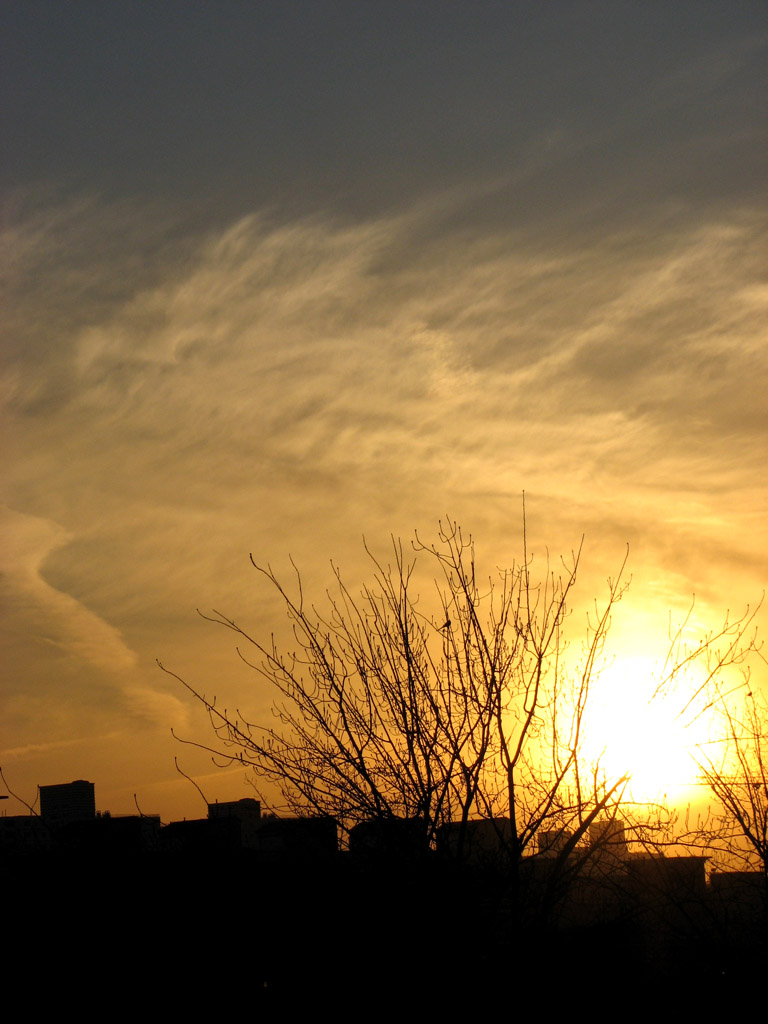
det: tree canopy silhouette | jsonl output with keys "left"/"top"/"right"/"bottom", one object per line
{"left": 162, "top": 518, "right": 761, "bottom": 895}
{"left": 695, "top": 686, "right": 768, "bottom": 898}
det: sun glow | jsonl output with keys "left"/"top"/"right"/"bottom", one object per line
{"left": 581, "top": 655, "right": 710, "bottom": 803}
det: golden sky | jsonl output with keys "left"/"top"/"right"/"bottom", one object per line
{"left": 2, "top": 3, "right": 766, "bottom": 821}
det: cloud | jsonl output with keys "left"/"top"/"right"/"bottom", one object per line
{"left": 0, "top": 505, "right": 138, "bottom": 673}
{"left": 120, "top": 686, "right": 189, "bottom": 731}
{"left": 3, "top": 191, "right": 766, "bottom": 682}
{"left": 0, "top": 733, "right": 116, "bottom": 765}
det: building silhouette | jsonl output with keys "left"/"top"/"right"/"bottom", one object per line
{"left": 39, "top": 780, "right": 95, "bottom": 830}
{"left": 208, "top": 797, "right": 262, "bottom": 848}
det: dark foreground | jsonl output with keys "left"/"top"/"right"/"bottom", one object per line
{"left": 7, "top": 849, "right": 766, "bottom": 1011}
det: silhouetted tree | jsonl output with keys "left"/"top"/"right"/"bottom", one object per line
{"left": 695, "top": 687, "right": 768, "bottom": 898}
{"left": 161, "top": 518, "right": 760, "bottom": 920}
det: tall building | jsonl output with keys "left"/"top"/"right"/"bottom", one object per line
{"left": 39, "top": 780, "right": 96, "bottom": 830}
{"left": 537, "top": 827, "right": 574, "bottom": 856}
{"left": 208, "top": 797, "right": 261, "bottom": 848}
{"left": 589, "top": 819, "right": 628, "bottom": 855}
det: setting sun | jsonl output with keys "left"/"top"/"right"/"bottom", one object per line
{"left": 580, "top": 656, "right": 710, "bottom": 803}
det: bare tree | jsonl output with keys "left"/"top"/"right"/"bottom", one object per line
{"left": 694, "top": 687, "right": 768, "bottom": 896}
{"left": 161, "top": 519, "right": 759, "bottom": 919}
{"left": 649, "top": 597, "right": 765, "bottom": 888}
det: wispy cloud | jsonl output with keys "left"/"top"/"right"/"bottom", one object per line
{"left": 4, "top": 193, "right": 766, "bottom": 556}
{"left": 2, "top": 187, "right": 766, "bottom": 814}
{"left": 0, "top": 506, "right": 137, "bottom": 673}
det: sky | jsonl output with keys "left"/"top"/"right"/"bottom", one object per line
{"left": 2, "top": 2, "right": 766, "bottom": 823}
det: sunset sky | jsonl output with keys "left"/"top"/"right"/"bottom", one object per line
{"left": 2, "top": 2, "right": 766, "bottom": 822}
